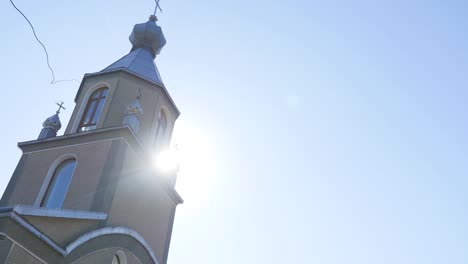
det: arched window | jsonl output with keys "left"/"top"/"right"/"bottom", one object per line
{"left": 78, "top": 87, "right": 109, "bottom": 132}
{"left": 112, "top": 255, "right": 120, "bottom": 264}
{"left": 112, "top": 251, "right": 127, "bottom": 264}
{"left": 41, "top": 159, "right": 77, "bottom": 209}
{"left": 154, "top": 110, "right": 167, "bottom": 150}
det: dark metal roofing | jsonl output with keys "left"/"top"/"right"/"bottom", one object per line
{"left": 100, "top": 48, "right": 164, "bottom": 87}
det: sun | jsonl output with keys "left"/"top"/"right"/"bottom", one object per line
{"left": 152, "top": 120, "right": 218, "bottom": 205}
{"left": 154, "top": 149, "right": 180, "bottom": 173}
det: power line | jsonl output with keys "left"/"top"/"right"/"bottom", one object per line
{"left": 9, "top": 0, "right": 77, "bottom": 84}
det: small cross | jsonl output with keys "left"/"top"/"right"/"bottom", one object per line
{"left": 56, "top": 101, "right": 66, "bottom": 114}
{"left": 153, "top": 0, "right": 163, "bottom": 16}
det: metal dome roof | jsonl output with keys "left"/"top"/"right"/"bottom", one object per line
{"left": 129, "top": 15, "right": 166, "bottom": 57}
{"left": 42, "top": 113, "right": 61, "bottom": 132}
{"left": 100, "top": 48, "right": 164, "bottom": 86}
{"left": 99, "top": 15, "right": 166, "bottom": 87}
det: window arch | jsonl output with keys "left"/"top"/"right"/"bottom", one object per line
{"left": 154, "top": 110, "right": 167, "bottom": 150}
{"left": 78, "top": 87, "right": 109, "bottom": 132}
{"left": 112, "top": 255, "right": 120, "bottom": 264}
{"left": 41, "top": 158, "right": 77, "bottom": 209}
{"left": 112, "top": 251, "right": 127, "bottom": 264}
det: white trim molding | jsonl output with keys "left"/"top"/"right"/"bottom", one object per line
{"left": 10, "top": 211, "right": 67, "bottom": 255}
{"left": 0, "top": 206, "right": 155, "bottom": 263}
{"left": 66, "top": 227, "right": 159, "bottom": 264}
{"left": 0, "top": 206, "right": 108, "bottom": 257}
{"left": 13, "top": 205, "right": 107, "bottom": 220}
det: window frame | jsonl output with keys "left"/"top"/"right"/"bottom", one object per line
{"left": 40, "top": 158, "right": 77, "bottom": 209}
{"left": 154, "top": 109, "right": 168, "bottom": 150}
{"left": 77, "top": 87, "right": 109, "bottom": 132}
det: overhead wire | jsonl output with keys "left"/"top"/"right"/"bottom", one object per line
{"left": 6, "top": 0, "right": 169, "bottom": 211}
{"left": 9, "top": 0, "right": 77, "bottom": 84}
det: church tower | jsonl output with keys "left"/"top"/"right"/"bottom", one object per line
{"left": 0, "top": 15, "right": 182, "bottom": 264}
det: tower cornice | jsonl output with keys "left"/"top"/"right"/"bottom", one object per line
{"left": 18, "top": 125, "right": 144, "bottom": 154}
{"left": 74, "top": 70, "right": 180, "bottom": 117}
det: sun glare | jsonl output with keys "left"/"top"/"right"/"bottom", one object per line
{"left": 167, "top": 120, "right": 218, "bottom": 205}
{"left": 150, "top": 119, "right": 218, "bottom": 209}
{"left": 154, "top": 149, "right": 180, "bottom": 173}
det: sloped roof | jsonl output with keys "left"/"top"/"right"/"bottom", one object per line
{"left": 100, "top": 48, "right": 164, "bottom": 87}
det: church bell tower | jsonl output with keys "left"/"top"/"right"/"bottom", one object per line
{"left": 0, "top": 14, "right": 182, "bottom": 264}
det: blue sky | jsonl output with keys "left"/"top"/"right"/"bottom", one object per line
{"left": 1, "top": 0, "right": 468, "bottom": 263}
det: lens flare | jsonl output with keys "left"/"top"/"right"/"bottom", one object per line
{"left": 154, "top": 149, "right": 179, "bottom": 173}
{"left": 169, "top": 120, "right": 218, "bottom": 207}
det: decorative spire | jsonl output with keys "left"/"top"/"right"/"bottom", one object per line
{"left": 123, "top": 89, "right": 144, "bottom": 134}
{"left": 129, "top": 15, "right": 167, "bottom": 58}
{"left": 38, "top": 102, "right": 64, "bottom": 140}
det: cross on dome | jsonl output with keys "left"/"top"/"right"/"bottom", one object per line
{"left": 56, "top": 101, "right": 66, "bottom": 114}
{"left": 153, "top": 0, "right": 163, "bottom": 16}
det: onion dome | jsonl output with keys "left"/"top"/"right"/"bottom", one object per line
{"left": 125, "top": 98, "right": 144, "bottom": 117}
{"left": 38, "top": 113, "right": 62, "bottom": 140}
{"left": 129, "top": 15, "right": 166, "bottom": 58}
{"left": 42, "top": 113, "right": 62, "bottom": 132}
{"left": 100, "top": 15, "right": 166, "bottom": 86}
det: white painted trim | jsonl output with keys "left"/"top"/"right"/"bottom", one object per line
{"left": 0, "top": 207, "right": 111, "bottom": 259}
{"left": 34, "top": 154, "right": 78, "bottom": 208}
{"left": 10, "top": 212, "right": 67, "bottom": 255}
{"left": 66, "top": 227, "right": 159, "bottom": 264}
{"left": 22, "top": 137, "right": 122, "bottom": 155}
{"left": 13, "top": 205, "right": 107, "bottom": 220}
{"left": 22, "top": 135, "right": 142, "bottom": 162}
{"left": 70, "top": 82, "right": 112, "bottom": 133}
